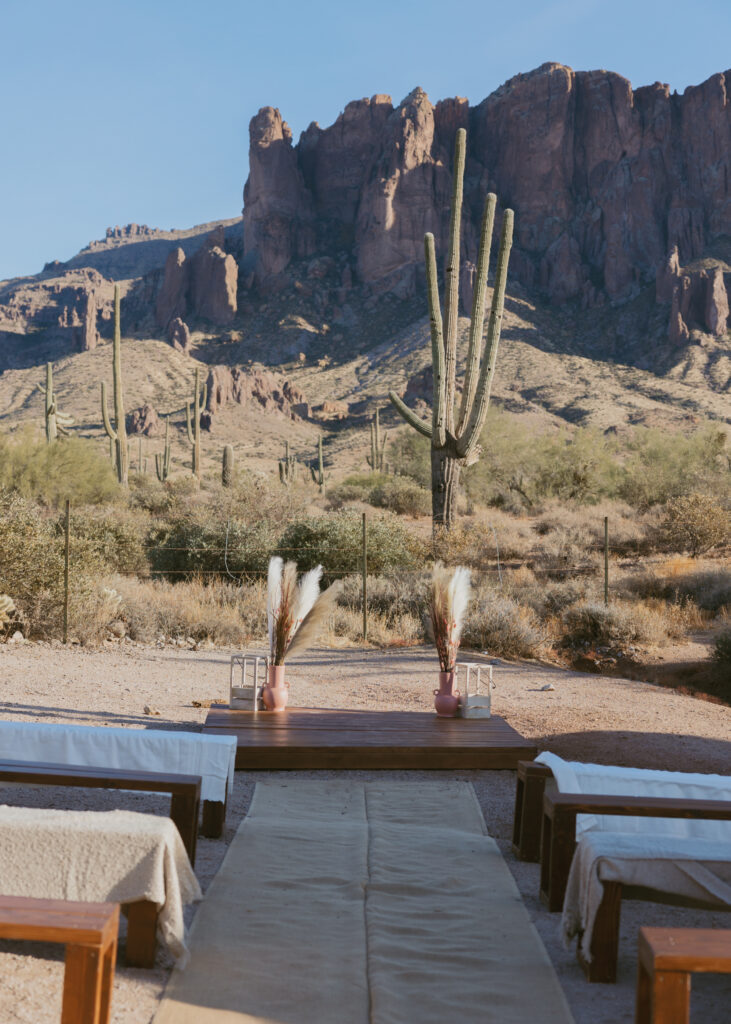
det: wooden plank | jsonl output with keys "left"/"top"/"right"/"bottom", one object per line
{"left": 203, "top": 708, "right": 536, "bottom": 771}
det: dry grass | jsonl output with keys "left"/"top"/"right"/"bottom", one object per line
{"left": 113, "top": 575, "right": 267, "bottom": 646}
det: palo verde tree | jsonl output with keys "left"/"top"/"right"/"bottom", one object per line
{"left": 389, "top": 128, "right": 514, "bottom": 529}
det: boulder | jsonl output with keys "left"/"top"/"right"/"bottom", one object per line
{"left": 126, "top": 403, "right": 162, "bottom": 436}
{"left": 155, "top": 247, "right": 187, "bottom": 328}
{"left": 168, "top": 317, "right": 191, "bottom": 353}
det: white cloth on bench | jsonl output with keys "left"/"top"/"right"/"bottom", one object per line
{"left": 536, "top": 751, "right": 731, "bottom": 839}
{"left": 562, "top": 831, "right": 731, "bottom": 961}
{"left": 0, "top": 721, "right": 236, "bottom": 803}
{"left": 0, "top": 804, "right": 202, "bottom": 962}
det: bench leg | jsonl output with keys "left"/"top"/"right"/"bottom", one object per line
{"left": 201, "top": 799, "right": 225, "bottom": 838}
{"left": 62, "top": 944, "right": 104, "bottom": 1024}
{"left": 648, "top": 970, "right": 691, "bottom": 1024}
{"left": 540, "top": 809, "right": 577, "bottom": 912}
{"left": 579, "top": 881, "right": 622, "bottom": 983}
{"left": 512, "top": 762, "right": 550, "bottom": 861}
{"left": 636, "top": 956, "right": 652, "bottom": 1024}
{"left": 170, "top": 792, "right": 199, "bottom": 865}
{"left": 125, "top": 901, "right": 158, "bottom": 968}
{"left": 99, "top": 935, "right": 117, "bottom": 1024}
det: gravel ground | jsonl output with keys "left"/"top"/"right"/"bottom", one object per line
{"left": 0, "top": 640, "right": 728, "bottom": 1023}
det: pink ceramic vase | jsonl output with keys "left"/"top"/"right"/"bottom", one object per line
{"left": 262, "top": 664, "right": 289, "bottom": 712}
{"left": 434, "top": 669, "right": 460, "bottom": 717}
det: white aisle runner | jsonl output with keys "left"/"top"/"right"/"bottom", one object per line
{"left": 155, "top": 780, "right": 573, "bottom": 1024}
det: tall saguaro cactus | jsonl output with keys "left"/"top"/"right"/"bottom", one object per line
{"left": 40, "top": 362, "right": 73, "bottom": 443}
{"left": 186, "top": 367, "right": 207, "bottom": 479}
{"left": 310, "top": 435, "right": 327, "bottom": 491}
{"left": 100, "top": 285, "right": 129, "bottom": 486}
{"left": 366, "top": 408, "right": 387, "bottom": 473}
{"left": 155, "top": 416, "right": 171, "bottom": 483}
{"left": 389, "top": 128, "right": 514, "bottom": 530}
{"left": 278, "top": 441, "right": 297, "bottom": 485}
{"left": 222, "top": 444, "right": 234, "bottom": 487}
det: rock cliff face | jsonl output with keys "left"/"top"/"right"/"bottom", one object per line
{"left": 155, "top": 226, "right": 238, "bottom": 328}
{"left": 0, "top": 269, "right": 114, "bottom": 364}
{"left": 242, "top": 63, "right": 731, "bottom": 307}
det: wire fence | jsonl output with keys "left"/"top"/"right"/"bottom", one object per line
{"left": 59, "top": 505, "right": 613, "bottom": 643}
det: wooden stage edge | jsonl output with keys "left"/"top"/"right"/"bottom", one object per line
{"left": 202, "top": 707, "right": 537, "bottom": 771}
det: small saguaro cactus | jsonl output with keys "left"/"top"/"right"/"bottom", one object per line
{"left": 40, "top": 362, "right": 74, "bottom": 443}
{"left": 155, "top": 416, "right": 171, "bottom": 483}
{"left": 310, "top": 435, "right": 328, "bottom": 491}
{"left": 366, "top": 408, "right": 387, "bottom": 472}
{"left": 388, "top": 128, "right": 514, "bottom": 530}
{"left": 186, "top": 367, "right": 207, "bottom": 479}
{"left": 100, "top": 285, "right": 129, "bottom": 486}
{"left": 278, "top": 441, "right": 297, "bottom": 485}
{"left": 222, "top": 444, "right": 234, "bottom": 487}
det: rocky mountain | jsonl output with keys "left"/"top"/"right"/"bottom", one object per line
{"left": 0, "top": 63, "right": 728, "bottom": 464}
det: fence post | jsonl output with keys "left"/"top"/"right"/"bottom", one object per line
{"left": 362, "top": 512, "right": 368, "bottom": 643}
{"left": 63, "top": 499, "right": 70, "bottom": 643}
{"left": 604, "top": 515, "right": 609, "bottom": 606}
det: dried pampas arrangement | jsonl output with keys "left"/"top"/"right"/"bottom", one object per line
{"left": 267, "top": 557, "right": 339, "bottom": 665}
{"left": 428, "top": 563, "right": 471, "bottom": 672}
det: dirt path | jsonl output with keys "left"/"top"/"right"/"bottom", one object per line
{"left": 0, "top": 641, "right": 728, "bottom": 1023}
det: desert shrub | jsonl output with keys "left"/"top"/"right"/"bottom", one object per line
{"left": 712, "top": 628, "right": 731, "bottom": 666}
{"left": 69, "top": 508, "right": 150, "bottom": 576}
{"left": 531, "top": 524, "right": 595, "bottom": 576}
{"left": 661, "top": 493, "right": 728, "bottom": 557}
{"left": 434, "top": 513, "right": 535, "bottom": 567}
{"left": 530, "top": 578, "right": 591, "bottom": 615}
{"left": 149, "top": 513, "right": 280, "bottom": 579}
{"left": 388, "top": 433, "right": 430, "bottom": 488}
{"left": 337, "top": 574, "right": 429, "bottom": 623}
{"left": 325, "top": 484, "right": 370, "bottom": 510}
{"left": 368, "top": 477, "right": 431, "bottom": 517}
{"left": 277, "top": 511, "right": 422, "bottom": 577}
{"left": 622, "top": 567, "right": 731, "bottom": 613}
{"left": 0, "top": 493, "right": 109, "bottom": 638}
{"left": 114, "top": 575, "right": 266, "bottom": 645}
{"left": 562, "top": 600, "right": 667, "bottom": 647}
{"left": 462, "top": 587, "right": 548, "bottom": 659}
{"left": 0, "top": 430, "right": 118, "bottom": 506}
{"left": 618, "top": 425, "right": 728, "bottom": 507}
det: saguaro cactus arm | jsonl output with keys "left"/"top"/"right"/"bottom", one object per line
{"left": 442, "top": 127, "right": 466, "bottom": 435}
{"left": 101, "top": 381, "right": 117, "bottom": 441}
{"left": 457, "top": 193, "right": 497, "bottom": 435}
{"left": 456, "top": 209, "right": 514, "bottom": 459}
{"left": 388, "top": 392, "right": 432, "bottom": 438}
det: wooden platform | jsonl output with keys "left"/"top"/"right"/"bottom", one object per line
{"left": 202, "top": 707, "right": 536, "bottom": 771}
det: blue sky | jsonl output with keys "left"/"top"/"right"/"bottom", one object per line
{"left": 2, "top": 0, "right": 730, "bottom": 281}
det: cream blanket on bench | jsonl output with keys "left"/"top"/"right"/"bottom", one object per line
{"left": 0, "top": 805, "right": 201, "bottom": 962}
{"left": 562, "top": 831, "right": 731, "bottom": 961}
{"left": 0, "top": 721, "right": 237, "bottom": 804}
{"left": 536, "top": 751, "right": 731, "bottom": 839}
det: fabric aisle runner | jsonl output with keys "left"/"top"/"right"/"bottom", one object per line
{"left": 154, "top": 779, "right": 573, "bottom": 1023}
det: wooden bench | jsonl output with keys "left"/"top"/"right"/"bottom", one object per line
{"left": 0, "top": 895, "right": 119, "bottom": 1023}
{"left": 539, "top": 790, "right": 731, "bottom": 913}
{"left": 0, "top": 760, "right": 201, "bottom": 866}
{"left": 511, "top": 759, "right": 552, "bottom": 861}
{"left": 636, "top": 927, "right": 731, "bottom": 1023}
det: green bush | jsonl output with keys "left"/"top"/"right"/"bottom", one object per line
{"left": 368, "top": 477, "right": 431, "bottom": 517}
{"left": 618, "top": 425, "right": 728, "bottom": 508}
{"left": 0, "top": 493, "right": 109, "bottom": 638}
{"left": 0, "top": 430, "right": 118, "bottom": 506}
{"left": 712, "top": 628, "right": 731, "bottom": 666}
{"left": 661, "top": 493, "right": 729, "bottom": 557}
{"left": 277, "top": 511, "right": 423, "bottom": 577}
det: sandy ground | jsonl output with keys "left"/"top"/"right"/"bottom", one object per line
{"left": 0, "top": 640, "right": 729, "bottom": 1024}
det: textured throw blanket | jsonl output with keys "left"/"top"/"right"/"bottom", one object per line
{"left": 562, "top": 831, "right": 731, "bottom": 961}
{"left": 0, "top": 721, "right": 237, "bottom": 803}
{"left": 0, "top": 805, "right": 201, "bottom": 961}
{"left": 536, "top": 751, "right": 731, "bottom": 839}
